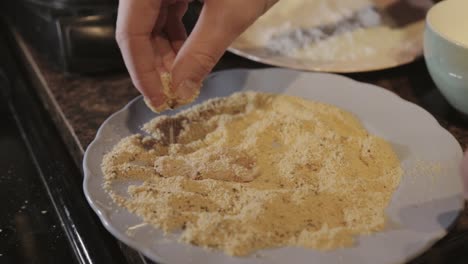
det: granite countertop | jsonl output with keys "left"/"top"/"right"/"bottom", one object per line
{"left": 11, "top": 24, "right": 468, "bottom": 262}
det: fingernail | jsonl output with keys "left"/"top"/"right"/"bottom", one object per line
{"left": 149, "top": 94, "right": 167, "bottom": 107}
{"left": 174, "top": 80, "right": 199, "bottom": 101}
{"left": 144, "top": 95, "right": 169, "bottom": 113}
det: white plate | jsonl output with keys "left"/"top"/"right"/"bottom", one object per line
{"left": 229, "top": 0, "right": 431, "bottom": 73}
{"left": 83, "top": 69, "right": 463, "bottom": 264}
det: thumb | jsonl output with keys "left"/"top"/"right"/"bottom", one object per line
{"left": 171, "top": 2, "right": 260, "bottom": 101}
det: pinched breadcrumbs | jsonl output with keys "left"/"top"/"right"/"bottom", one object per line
{"left": 102, "top": 91, "right": 402, "bottom": 256}
{"left": 144, "top": 73, "right": 200, "bottom": 113}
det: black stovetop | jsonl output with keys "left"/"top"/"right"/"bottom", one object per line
{"left": 0, "top": 25, "right": 143, "bottom": 264}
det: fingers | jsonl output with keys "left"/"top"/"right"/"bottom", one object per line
{"left": 170, "top": 4, "right": 235, "bottom": 100}
{"left": 116, "top": 0, "right": 273, "bottom": 109}
{"left": 116, "top": 0, "right": 167, "bottom": 108}
{"left": 153, "top": 2, "right": 188, "bottom": 80}
{"left": 153, "top": 34, "right": 176, "bottom": 74}
{"left": 153, "top": 4, "right": 176, "bottom": 73}
{"left": 171, "top": 0, "right": 272, "bottom": 101}
{"left": 166, "top": 1, "right": 189, "bottom": 52}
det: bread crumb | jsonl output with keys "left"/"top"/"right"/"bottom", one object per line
{"left": 144, "top": 73, "right": 200, "bottom": 113}
{"left": 103, "top": 91, "right": 402, "bottom": 256}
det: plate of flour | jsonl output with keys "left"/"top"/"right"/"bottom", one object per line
{"left": 229, "top": 0, "right": 432, "bottom": 72}
{"left": 83, "top": 68, "right": 463, "bottom": 264}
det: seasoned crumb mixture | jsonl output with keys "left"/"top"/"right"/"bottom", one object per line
{"left": 144, "top": 73, "right": 200, "bottom": 113}
{"left": 102, "top": 91, "right": 402, "bottom": 256}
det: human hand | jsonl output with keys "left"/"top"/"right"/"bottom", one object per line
{"left": 116, "top": 0, "right": 279, "bottom": 111}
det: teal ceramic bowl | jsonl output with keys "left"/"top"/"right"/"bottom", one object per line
{"left": 424, "top": 0, "right": 468, "bottom": 114}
